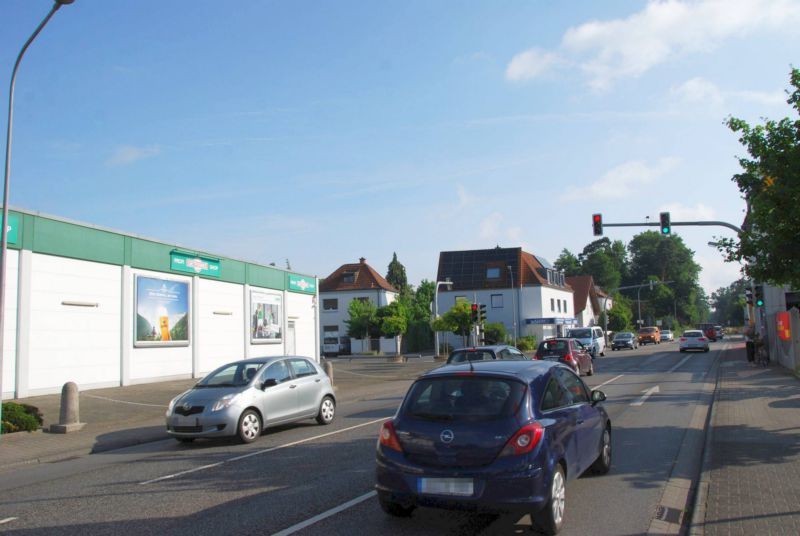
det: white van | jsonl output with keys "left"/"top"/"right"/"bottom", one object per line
{"left": 567, "top": 326, "right": 606, "bottom": 357}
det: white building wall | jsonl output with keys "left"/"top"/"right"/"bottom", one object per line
{"left": 27, "top": 254, "right": 122, "bottom": 394}
{"left": 286, "top": 291, "right": 318, "bottom": 361}
{"left": 319, "top": 289, "right": 397, "bottom": 354}
{"left": 128, "top": 269, "right": 193, "bottom": 383}
{"left": 196, "top": 278, "right": 246, "bottom": 375}
{"left": 1, "top": 250, "right": 19, "bottom": 398}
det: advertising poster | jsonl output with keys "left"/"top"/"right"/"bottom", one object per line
{"left": 251, "top": 291, "right": 282, "bottom": 343}
{"left": 135, "top": 276, "right": 190, "bottom": 346}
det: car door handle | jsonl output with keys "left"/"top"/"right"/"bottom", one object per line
{"left": 315, "top": 378, "right": 321, "bottom": 383}
{"left": 289, "top": 384, "right": 297, "bottom": 389}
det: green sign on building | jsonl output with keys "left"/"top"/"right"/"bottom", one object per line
{"left": 170, "top": 251, "right": 220, "bottom": 277}
{"left": 288, "top": 274, "right": 316, "bottom": 294}
{"left": 5, "top": 213, "right": 19, "bottom": 245}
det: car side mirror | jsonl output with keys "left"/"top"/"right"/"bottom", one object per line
{"left": 262, "top": 378, "right": 278, "bottom": 389}
{"left": 590, "top": 390, "right": 606, "bottom": 405}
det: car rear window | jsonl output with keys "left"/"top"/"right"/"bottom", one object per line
{"left": 684, "top": 331, "right": 703, "bottom": 337}
{"left": 539, "top": 340, "right": 568, "bottom": 352}
{"left": 402, "top": 377, "right": 526, "bottom": 422}
{"left": 569, "top": 329, "right": 591, "bottom": 338}
{"left": 448, "top": 350, "right": 493, "bottom": 363}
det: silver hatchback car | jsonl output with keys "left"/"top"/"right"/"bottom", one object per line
{"left": 166, "top": 356, "right": 335, "bottom": 444}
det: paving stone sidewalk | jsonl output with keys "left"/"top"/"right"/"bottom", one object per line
{"left": 694, "top": 343, "right": 800, "bottom": 535}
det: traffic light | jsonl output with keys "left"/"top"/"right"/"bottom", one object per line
{"left": 592, "top": 214, "right": 603, "bottom": 236}
{"left": 659, "top": 212, "right": 671, "bottom": 235}
{"left": 754, "top": 285, "right": 764, "bottom": 307}
{"left": 471, "top": 303, "right": 478, "bottom": 323}
{"left": 479, "top": 304, "right": 487, "bottom": 323}
{"left": 744, "top": 288, "right": 753, "bottom": 305}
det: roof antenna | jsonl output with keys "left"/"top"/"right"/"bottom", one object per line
{"left": 468, "top": 356, "right": 474, "bottom": 372}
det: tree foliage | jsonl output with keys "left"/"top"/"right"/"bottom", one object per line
{"left": 345, "top": 299, "right": 376, "bottom": 341}
{"left": 385, "top": 252, "right": 408, "bottom": 294}
{"left": 719, "top": 67, "right": 800, "bottom": 288}
{"left": 710, "top": 279, "right": 747, "bottom": 326}
{"left": 432, "top": 300, "right": 473, "bottom": 346}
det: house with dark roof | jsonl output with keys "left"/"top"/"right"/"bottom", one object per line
{"left": 319, "top": 257, "right": 399, "bottom": 355}
{"left": 566, "top": 275, "right": 613, "bottom": 328}
{"left": 435, "top": 247, "right": 574, "bottom": 345}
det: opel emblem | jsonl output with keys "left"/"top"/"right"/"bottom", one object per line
{"left": 182, "top": 402, "right": 192, "bottom": 411}
{"left": 440, "top": 429, "right": 454, "bottom": 443}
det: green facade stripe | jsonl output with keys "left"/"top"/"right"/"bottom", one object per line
{"left": 7, "top": 210, "right": 310, "bottom": 292}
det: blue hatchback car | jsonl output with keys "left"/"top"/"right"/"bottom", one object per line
{"left": 375, "top": 360, "right": 611, "bottom": 535}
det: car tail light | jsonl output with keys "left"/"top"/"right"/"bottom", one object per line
{"left": 533, "top": 353, "right": 542, "bottom": 360}
{"left": 499, "top": 422, "right": 544, "bottom": 457}
{"left": 698, "top": 337, "right": 706, "bottom": 342}
{"left": 680, "top": 338, "right": 687, "bottom": 342}
{"left": 378, "top": 420, "right": 403, "bottom": 453}
{"left": 563, "top": 353, "right": 575, "bottom": 364}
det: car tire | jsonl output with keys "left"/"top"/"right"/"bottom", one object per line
{"left": 237, "top": 408, "right": 262, "bottom": 444}
{"left": 378, "top": 492, "right": 415, "bottom": 518}
{"left": 316, "top": 396, "right": 336, "bottom": 425}
{"left": 534, "top": 464, "right": 566, "bottom": 535}
{"left": 591, "top": 425, "right": 612, "bottom": 475}
{"left": 587, "top": 362, "right": 594, "bottom": 376}
{"left": 704, "top": 348, "right": 710, "bottom": 353}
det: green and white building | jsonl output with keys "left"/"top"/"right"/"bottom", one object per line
{"left": 1, "top": 208, "right": 319, "bottom": 399}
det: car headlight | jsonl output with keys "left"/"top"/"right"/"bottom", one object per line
{"left": 166, "top": 396, "right": 179, "bottom": 417}
{"left": 211, "top": 393, "right": 242, "bottom": 412}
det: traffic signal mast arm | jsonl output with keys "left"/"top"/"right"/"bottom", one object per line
{"left": 599, "top": 219, "right": 743, "bottom": 234}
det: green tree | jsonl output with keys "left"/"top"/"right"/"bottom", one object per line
{"left": 554, "top": 249, "right": 581, "bottom": 276}
{"left": 483, "top": 322, "right": 507, "bottom": 345}
{"left": 606, "top": 297, "right": 633, "bottom": 332}
{"left": 719, "top": 68, "right": 800, "bottom": 288}
{"left": 710, "top": 279, "right": 747, "bottom": 326}
{"left": 432, "top": 301, "right": 473, "bottom": 347}
{"left": 385, "top": 252, "right": 408, "bottom": 294}
{"left": 378, "top": 301, "right": 408, "bottom": 355}
{"left": 579, "top": 238, "right": 626, "bottom": 291}
{"left": 345, "top": 298, "right": 377, "bottom": 353}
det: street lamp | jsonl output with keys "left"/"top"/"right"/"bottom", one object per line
{"left": 433, "top": 278, "right": 452, "bottom": 357}
{"left": 1, "top": 0, "right": 74, "bottom": 436}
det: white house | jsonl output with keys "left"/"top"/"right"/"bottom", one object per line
{"left": 319, "top": 258, "right": 398, "bottom": 355}
{"left": 566, "top": 275, "right": 613, "bottom": 328}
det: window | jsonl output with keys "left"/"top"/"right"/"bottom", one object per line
{"left": 556, "top": 368, "right": 590, "bottom": 404}
{"left": 322, "top": 299, "right": 338, "bottom": 311}
{"left": 551, "top": 298, "right": 555, "bottom": 312}
{"left": 491, "top": 294, "right": 503, "bottom": 308}
{"left": 288, "top": 358, "right": 317, "bottom": 378}
{"left": 342, "top": 272, "right": 355, "bottom": 283}
{"left": 486, "top": 267, "right": 501, "bottom": 279}
{"left": 355, "top": 297, "right": 369, "bottom": 303}
{"left": 261, "top": 360, "right": 292, "bottom": 384}
{"left": 563, "top": 300, "right": 568, "bottom": 314}
{"left": 541, "top": 377, "right": 570, "bottom": 411}
{"left": 557, "top": 300, "right": 561, "bottom": 313}
{"left": 323, "top": 324, "right": 338, "bottom": 333}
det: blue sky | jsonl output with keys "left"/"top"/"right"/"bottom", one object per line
{"left": 2, "top": 0, "right": 798, "bottom": 297}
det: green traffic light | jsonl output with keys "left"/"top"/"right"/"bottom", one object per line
{"left": 756, "top": 299, "right": 764, "bottom": 307}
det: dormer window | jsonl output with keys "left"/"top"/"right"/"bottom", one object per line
{"left": 342, "top": 272, "right": 355, "bottom": 283}
{"left": 486, "top": 267, "right": 501, "bottom": 279}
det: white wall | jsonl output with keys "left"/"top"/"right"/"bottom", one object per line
{"left": 319, "top": 289, "right": 396, "bottom": 354}
{"left": 286, "top": 291, "right": 318, "bottom": 360}
{"left": 196, "top": 279, "right": 246, "bottom": 375}
{"left": 27, "top": 254, "right": 122, "bottom": 394}
{"left": 1, "top": 250, "right": 18, "bottom": 398}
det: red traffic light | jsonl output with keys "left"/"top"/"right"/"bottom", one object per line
{"left": 471, "top": 303, "right": 478, "bottom": 312}
{"left": 592, "top": 213, "right": 603, "bottom": 236}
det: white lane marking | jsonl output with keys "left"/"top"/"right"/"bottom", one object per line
{"left": 594, "top": 374, "right": 624, "bottom": 389}
{"left": 631, "top": 385, "right": 660, "bottom": 406}
{"left": 83, "top": 394, "right": 167, "bottom": 408}
{"left": 668, "top": 355, "right": 692, "bottom": 373}
{"left": 271, "top": 491, "right": 376, "bottom": 536}
{"left": 140, "top": 417, "right": 388, "bottom": 485}
{"left": 0, "top": 518, "right": 18, "bottom": 525}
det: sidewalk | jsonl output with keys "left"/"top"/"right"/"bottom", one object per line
{"left": 692, "top": 341, "right": 800, "bottom": 534}
{"left": 0, "top": 357, "right": 439, "bottom": 472}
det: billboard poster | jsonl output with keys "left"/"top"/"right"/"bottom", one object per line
{"left": 251, "top": 291, "right": 282, "bottom": 343}
{"left": 135, "top": 276, "right": 190, "bottom": 346}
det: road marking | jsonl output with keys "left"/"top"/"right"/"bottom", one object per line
{"left": 271, "top": 491, "right": 376, "bottom": 536}
{"left": 0, "top": 518, "right": 18, "bottom": 525}
{"left": 668, "top": 355, "right": 692, "bottom": 373}
{"left": 83, "top": 394, "right": 167, "bottom": 408}
{"left": 140, "top": 417, "right": 388, "bottom": 485}
{"left": 631, "top": 385, "right": 660, "bottom": 406}
{"left": 594, "top": 374, "right": 624, "bottom": 389}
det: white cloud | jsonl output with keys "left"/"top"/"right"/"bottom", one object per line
{"left": 106, "top": 145, "right": 161, "bottom": 166}
{"left": 731, "top": 89, "right": 787, "bottom": 107}
{"left": 657, "top": 202, "right": 716, "bottom": 221}
{"left": 477, "top": 212, "right": 525, "bottom": 248}
{"left": 505, "top": 48, "right": 561, "bottom": 82}
{"left": 670, "top": 77, "right": 725, "bottom": 106}
{"left": 508, "top": 0, "right": 800, "bottom": 90}
{"left": 560, "top": 157, "right": 680, "bottom": 201}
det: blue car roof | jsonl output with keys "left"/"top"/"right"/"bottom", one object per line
{"left": 425, "top": 359, "right": 559, "bottom": 382}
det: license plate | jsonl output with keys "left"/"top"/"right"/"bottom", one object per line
{"left": 419, "top": 478, "right": 474, "bottom": 496}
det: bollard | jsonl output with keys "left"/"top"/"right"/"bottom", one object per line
{"left": 323, "top": 361, "right": 334, "bottom": 386}
{"left": 49, "top": 382, "right": 85, "bottom": 433}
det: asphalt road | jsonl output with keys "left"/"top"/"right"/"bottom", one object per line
{"left": 0, "top": 340, "right": 726, "bottom": 535}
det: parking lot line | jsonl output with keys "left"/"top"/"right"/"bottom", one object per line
{"left": 271, "top": 491, "right": 376, "bottom": 536}
{"left": 0, "top": 518, "right": 18, "bottom": 525}
{"left": 139, "top": 417, "right": 387, "bottom": 485}
{"left": 668, "top": 355, "right": 692, "bottom": 373}
{"left": 594, "top": 374, "right": 624, "bottom": 389}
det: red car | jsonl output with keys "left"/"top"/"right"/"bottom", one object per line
{"left": 533, "top": 338, "right": 594, "bottom": 376}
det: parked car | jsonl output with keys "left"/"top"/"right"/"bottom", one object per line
{"left": 533, "top": 338, "right": 594, "bottom": 376}
{"left": 638, "top": 326, "right": 661, "bottom": 345}
{"left": 565, "top": 326, "right": 606, "bottom": 357}
{"left": 660, "top": 329, "right": 675, "bottom": 342}
{"left": 696, "top": 323, "right": 717, "bottom": 341}
{"left": 679, "top": 330, "right": 710, "bottom": 352}
{"left": 375, "top": 360, "right": 611, "bottom": 535}
{"left": 714, "top": 325, "right": 724, "bottom": 340}
{"left": 611, "top": 332, "right": 638, "bottom": 350}
{"left": 166, "top": 356, "right": 335, "bottom": 444}
{"left": 446, "top": 345, "right": 528, "bottom": 365}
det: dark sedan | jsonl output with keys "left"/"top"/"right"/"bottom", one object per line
{"left": 611, "top": 332, "right": 638, "bottom": 350}
{"left": 375, "top": 360, "right": 611, "bottom": 535}
{"left": 533, "top": 338, "right": 594, "bottom": 376}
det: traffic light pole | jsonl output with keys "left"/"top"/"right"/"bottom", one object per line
{"left": 601, "top": 220, "right": 742, "bottom": 233}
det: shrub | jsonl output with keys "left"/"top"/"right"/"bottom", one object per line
{"left": 516, "top": 336, "right": 538, "bottom": 352}
{"left": 1, "top": 402, "right": 41, "bottom": 433}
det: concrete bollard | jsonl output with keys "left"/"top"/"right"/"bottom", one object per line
{"left": 323, "top": 361, "right": 334, "bottom": 386}
{"left": 49, "top": 382, "right": 85, "bottom": 434}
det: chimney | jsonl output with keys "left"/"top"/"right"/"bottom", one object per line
{"left": 359, "top": 257, "right": 366, "bottom": 264}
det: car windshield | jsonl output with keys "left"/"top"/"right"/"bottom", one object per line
{"left": 569, "top": 329, "right": 591, "bottom": 338}
{"left": 448, "top": 350, "right": 493, "bottom": 363}
{"left": 614, "top": 333, "right": 632, "bottom": 340}
{"left": 196, "top": 362, "right": 264, "bottom": 387}
{"left": 640, "top": 328, "right": 657, "bottom": 334}
{"left": 402, "top": 377, "right": 527, "bottom": 422}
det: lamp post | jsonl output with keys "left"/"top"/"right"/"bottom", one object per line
{"left": 1, "top": 0, "right": 74, "bottom": 435}
{"left": 507, "top": 266, "right": 517, "bottom": 346}
{"left": 433, "top": 278, "right": 452, "bottom": 357}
